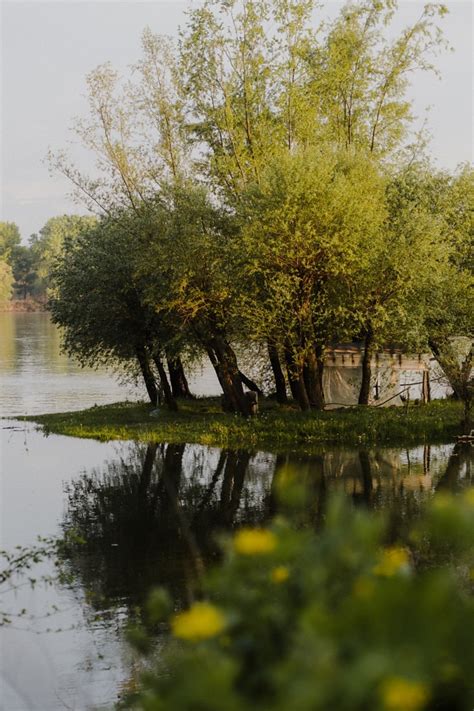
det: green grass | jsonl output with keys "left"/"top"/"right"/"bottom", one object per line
{"left": 23, "top": 398, "right": 463, "bottom": 450}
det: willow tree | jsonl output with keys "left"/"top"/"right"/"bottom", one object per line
{"left": 0, "top": 222, "right": 21, "bottom": 261}
{"left": 48, "top": 0, "right": 451, "bottom": 411}
{"left": 179, "top": 0, "right": 449, "bottom": 404}
{"left": 240, "top": 149, "right": 386, "bottom": 411}
{"left": 309, "top": 0, "right": 448, "bottom": 156}
{"left": 307, "top": 0, "right": 449, "bottom": 402}
{"left": 345, "top": 167, "right": 449, "bottom": 405}
{"left": 139, "top": 185, "right": 252, "bottom": 416}
{"left": 48, "top": 33, "right": 193, "bottom": 399}
{"left": 49, "top": 215, "right": 178, "bottom": 409}
{"left": 179, "top": 0, "right": 320, "bottom": 400}
{"left": 343, "top": 163, "right": 474, "bottom": 412}
{"left": 417, "top": 166, "right": 474, "bottom": 430}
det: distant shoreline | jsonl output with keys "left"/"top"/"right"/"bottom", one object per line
{"left": 0, "top": 300, "right": 47, "bottom": 313}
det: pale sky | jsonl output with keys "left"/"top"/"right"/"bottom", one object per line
{"left": 1, "top": 0, "right": 472, "bottom": 241}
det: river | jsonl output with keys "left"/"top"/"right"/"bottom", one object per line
{"left": 0, "top": 313, "right": 472, "bottom": 710}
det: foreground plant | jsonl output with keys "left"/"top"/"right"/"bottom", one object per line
{"left": 123, "top": 492, "right": 474, "bottom": 710}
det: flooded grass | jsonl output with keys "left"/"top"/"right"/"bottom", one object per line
{"left": 25, "top": 398, "right": 463, "bottom": 449}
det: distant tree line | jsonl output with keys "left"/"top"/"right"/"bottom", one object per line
{"left": 22, "top": 1, "right": 474, "bottom": 423}
{"left": 0, "top": 216, "right": 96, "bottom": 303}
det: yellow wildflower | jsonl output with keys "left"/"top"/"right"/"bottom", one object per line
{"left": 373, "top": 547, "right": 410, "bottom": 577}
{"left": 271, "top": 566, "right": 289, "bottom": 584}
{"left": 234, "top": 528, "right": 277, "bottom": 555}
{"left": 171, "top": 602, "right": 226, "bottom": 642}
{"left": 381, "top": 677, "right": 429, "bottom": 711}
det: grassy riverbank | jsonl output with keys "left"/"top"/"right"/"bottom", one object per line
{"left": 25, "top": 398, "right": 463, "bottom": 449}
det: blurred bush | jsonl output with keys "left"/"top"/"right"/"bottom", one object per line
{"left": 123, "top": 491, "right": 474, "bottom": 711}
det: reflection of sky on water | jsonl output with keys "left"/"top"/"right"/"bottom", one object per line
{"left": 0, "top": 312, "right": 142, "bottom": 417}
{"left": 1, "top": 423, "right": 132, "bottom": 710}
{"left": 0, "top": 313, "right": 222, "bottom": 417}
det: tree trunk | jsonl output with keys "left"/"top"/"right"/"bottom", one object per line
{"left": 358, "top": 326, "right": 374, "bottom": 406}
{"left": 167, "top": 356, "right": 194, "bottom": 399}
{"left": 303, "top": 347, "right": 325, "bottom": 410}
{"left": 422, "top": 369, "right": 431, "bottom": 404}
{"left": 284, "top": 341, "right": 299, "bottom": 400}
{"left": 206, "top": 337, "right": 250, "bottom": 416}
{"left": 267, "top": 341, "right": 288, "bottom": 403}
{"left": 219, "top": 451, "right": 251, "bottom": 526}
{"left": 430, "top": 339, "right": 473, "bottom": 434}
{"left": 238, "top": 370, "right": 264, "bottom": 396}
{"left": 153, "top": 355, "right": 178, "bottom": 411}
{"left": 138, "top": 443, "right": 159, "bottom": 500}
{"left": 195, "top": 451, "right": 228, "bottom": 519}
{"left": 136, "top": 346, "right": 159, "bottom": 405}
{"left": 461, "top": 345, "right": 473, "bottom": 434}
{"left": 284, "top": 342, "right": 310, "bottom": 411}
{"left": 160, "top": 443, "right": 186, "bottom": 518}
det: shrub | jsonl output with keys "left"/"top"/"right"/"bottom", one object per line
{"left": 124, "top": 493, "right": 474, "bottom": 711}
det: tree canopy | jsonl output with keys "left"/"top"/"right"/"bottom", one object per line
{"left": 45, "top": 0, "right": 473, "bottom": 421}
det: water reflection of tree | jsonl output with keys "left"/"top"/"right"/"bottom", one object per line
{"left": 436, "top": 443, "right": 472, "bottom": 492}
{"left": 271, "top": 445, "right": 473, "bottom": 539}
{"left": 62, "top": 444, "right": 263, "bottom": 611}
{"left": 61, "top": 442, "right": 472, "bottom": 616}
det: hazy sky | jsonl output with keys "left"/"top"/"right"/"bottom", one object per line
{"left": 1, "top": 0, "right": 472, "bottom": 241}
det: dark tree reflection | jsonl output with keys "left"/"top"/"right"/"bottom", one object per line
{"left": 436, "top": 443, "right": 473, "bottom": 493}
{"left": 61, "top": 441, "right": 472, "bottom": 618}
{"left": 62, "top": 444, "right": 270, "bottom": 611}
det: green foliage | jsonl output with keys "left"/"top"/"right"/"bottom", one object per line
{"left": 11, "top": 244, "right": 39, "bottom": 300}
{"left": 123, "top": 493, "right": 474, "bottom": 710}
{"left": 49, "top": 215, "right": 152, "bottom": 368}
{"left": 240, "top": 149, "right": 386, "bottom": 350}
{"left": 46, "top": 0, "right": 471, "bottom": 415}
{"left": 0, "top": 259, "right": 14, "bottom": 301}
{"left": 140, "top": 184, "right": 243, "bottom": 347}
{"left": 0, "top": 221, "right": 21, "bottom": 261}
{"left": 310, "top": 0, "right": 448, "bottom": 156}
{"left": 30, "top": 214, "right": 97, "bottom": 295}
{"left": 48, "top": 212, "right": 192, "bottom": 406}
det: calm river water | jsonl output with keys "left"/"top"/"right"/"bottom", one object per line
{"left": 0, "top": 313, "right": 472, "bottom": 710}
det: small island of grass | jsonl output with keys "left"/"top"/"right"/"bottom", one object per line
{"left": 25, "top": 398, "right": 463, "bottom": 450}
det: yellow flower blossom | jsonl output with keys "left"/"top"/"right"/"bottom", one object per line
{"left": 373, "top": 547, "right": 410, "bottom": 577}
{"left": 381, "top": 677, "right": 429, "bottom": 711}
{"left": 234, "top": 528, "right": 277, "bottom": 555}
{"left": 171, "top": 602, "right": 226, "bottom": 642}
{"left": 271, "top": 566, "right": 289, "bottom": 583}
